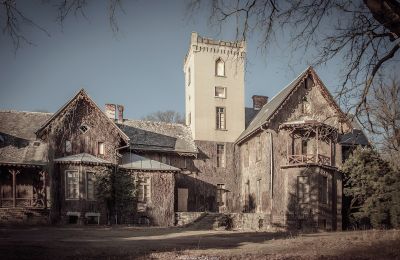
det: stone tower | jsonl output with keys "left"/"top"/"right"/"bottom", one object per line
{"left": 183, "top": 32, "right": 246, "bottom": 142}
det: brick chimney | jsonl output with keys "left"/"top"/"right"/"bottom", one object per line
{"left": 105, "top": 104, "right": 116, "bottom": 120}
{"left": 252, "top": 95, "right": 268, "bottom": 110}
{"left": 117, "top": 105, "right": 124, "bottom": 123}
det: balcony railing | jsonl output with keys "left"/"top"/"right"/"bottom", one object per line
{"left": 287, "top": 154, "right": 333, "bottom": 167}
{"left": 0, "top": 198, "right": 46, "bottom": 208}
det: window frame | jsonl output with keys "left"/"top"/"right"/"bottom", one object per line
{"left": 214, "top": 86, "right": 227, "bottom": 99}
{"left": 97, "top": 142, "right": 105, "bottom": 155}
{"left": 216, "top": 107, "right": 226, "bottom": 130}
{"left": 215, "top": 58, "right": 225, "bottom": 77}
{"left": 216, "top": 144, "right": 226, "bottom": 168}
{"left": 86, "top": 171, "right": 96, "bottom": 201}
{"left": 65, "top": 170, "right": 79, "bottom": 200}
{"left": 297, "top": 176, "right": 310, "bottom": 204}
{"left": 136, "top": 176, "right": 151, "bottom": 203}
{"left": 65, "top": 140, "right": 72, "bottom": 153}
{"left": 79, "top": 123, "right": 90, "bottom": 134}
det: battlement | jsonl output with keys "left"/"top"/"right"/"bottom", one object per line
{"left": 184, "top": 32, "right": 246, "bottom": 65}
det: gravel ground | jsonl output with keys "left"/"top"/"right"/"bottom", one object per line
{"left": 0, "top": 226, "right": 399, "bottom": 259}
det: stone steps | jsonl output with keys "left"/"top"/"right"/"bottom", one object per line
{"left": 187, "top": 213, "right": 223, "bottom": 230}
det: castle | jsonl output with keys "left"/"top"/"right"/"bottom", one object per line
{"left": 0, "top": 32, "right": 367, "bottom": 230}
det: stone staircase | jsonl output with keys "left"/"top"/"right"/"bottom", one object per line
{"left": 0, "top": 207, "right": 49, "bottom": 225}
{"left": 186, "top": 212, "right": 223, "bottom": 230}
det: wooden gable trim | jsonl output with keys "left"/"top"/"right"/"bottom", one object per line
{"left": 35, "top": 89, "right": 130, "bottom": 143}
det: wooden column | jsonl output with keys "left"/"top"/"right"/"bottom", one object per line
{"left": 39, "top": 170, "right": 47, "bottom": 209}
{"left": 9, "top": 169, "right": 20, "bottom": 207}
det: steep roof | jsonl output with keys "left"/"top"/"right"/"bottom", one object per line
{"left": 120, "top": 153, "right": 180, "bottom": 171}
{"left": 0, "top": 111, "right": 51, "bottom": 165}
{"left": 237, "top": 67, "right": 310, "bottom": 143}
{"left": 36, "top": 89, "right": 130, "bottom": 143}
{"left": 54, "top": 153, "right": 113, "bottom": 166}
{"left": 237, "top": 67, "right": 351, "bottom": 144}
{"left": 117, "top": 119, "right": 198, "bottom": 155}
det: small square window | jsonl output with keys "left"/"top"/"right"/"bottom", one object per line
{"left": 79, "top": 124, "right": 90, "bottom": 134}
{"left": 215, "top": 87, "right": 226, "bottom": 98}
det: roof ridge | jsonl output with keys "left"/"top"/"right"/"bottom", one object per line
{"left": 121, "top": 118, "right": 188, "bottom": 128}
{"left": 0, "top": 110, "right": 53, "bottom": 115}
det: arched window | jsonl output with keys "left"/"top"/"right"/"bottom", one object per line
{"left": 215, "top": 58, "right": 225, "bottom": 76}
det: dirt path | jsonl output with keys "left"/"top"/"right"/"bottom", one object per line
{"left": 0, "top": 226, "right": 399, "bottom": 259}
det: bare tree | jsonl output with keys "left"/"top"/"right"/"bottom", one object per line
{"left": 142, "top": 110, "right": 185, "bottom": 124}
{"left": 188, "top": 0, "right": 400, "bottom": 119}
{"left": 363, "top": 77, "right": 400, "bottom": 169}
{"left": 1, "top": 0, "right": 123, "bottom": 52}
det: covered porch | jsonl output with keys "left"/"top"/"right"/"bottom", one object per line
{"left": 0, "top": 163, "right": 49, "bottom": 209}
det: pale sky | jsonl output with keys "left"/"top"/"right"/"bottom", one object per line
{"left": 0, "top": 0, "right": 345, "bottom": 119}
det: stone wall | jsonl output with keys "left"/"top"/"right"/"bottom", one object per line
{"left": 130, "top": 171, "right": 175, "bottom": 227}
{"left": 175, "top": 212, "right": 205, "bottom": 226}
{"left": 225, "top": 213, "right": 272, "bottom": 231}
{"left": 0, "top": 208, "right": 49, "bottom": 225}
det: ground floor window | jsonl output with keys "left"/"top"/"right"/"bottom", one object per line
{"left": 87, "top": 172, "right": 95, "bottom": 200}
{"left": 297, "top": 176, "right": 310, "bottom": 204}
{"left": 136, "top": 177, "right": 151, "bottom": 202}
{"left": 319, "top": 175, "right": 328, "bottom": 205}
{"left": 66, "top": 171, "right": 79, "bottom": 199}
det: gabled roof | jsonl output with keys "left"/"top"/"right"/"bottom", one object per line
{"left": 117, "top": 119, "right": 198, "bottom": 155}
{"left": 236, "top": 67, "right": 351, "bottom": 144}
{"left": 0, "top": 111, "right": 51, "bottom": 165}
{"left": 120, "top": 153, "right": 180, "bottom": 171}
{"left": 54, "top": 153, "right": 113, "bottom": 166}
{"left": 35, "top": 89, "right": 130, "bottom": 143}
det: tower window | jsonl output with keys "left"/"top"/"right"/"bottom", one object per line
{"left": 216, "top": 107, "right": 226, "bottom": 130}
{"left": 216, "top": 58, "right": 225, "bottom": 77}
{"left": 188, "top": 112, "right": 191, "bottom": 125}
{"left": 215, "top": 87, "right": 226, "bottom": 98}
{"left": 217, "top": 144, "right": 226, "bottom": 168}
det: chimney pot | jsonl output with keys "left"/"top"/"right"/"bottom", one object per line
{"left": 252, "top": 95, "right": 268, "bottom": 110}
{"left": 117, "top": 105, "right": 124, "bottom": 123}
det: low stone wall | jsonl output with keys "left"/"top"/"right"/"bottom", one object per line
{"left": 227, "top": 213, "right": 272, "bottom": 231}
{"left": 0, "top": 208, "right": 49, "bottom": 225}
{"left": 175, "top": 212, "right": 205, "bottom": 226}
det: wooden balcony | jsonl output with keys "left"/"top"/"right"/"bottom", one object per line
{"left": 284, "top": 154, "right": 335, "bottom": 168}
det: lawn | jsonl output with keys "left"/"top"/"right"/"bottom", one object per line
{"left": 0, "top": 226, "right": 399, "bottom": 259}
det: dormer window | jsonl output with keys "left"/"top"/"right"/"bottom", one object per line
{"left": 79, "top": 123, "right": 90, "bottom": 134}
{"left": 216, "top": 58, "right": 225, "bottom": 77}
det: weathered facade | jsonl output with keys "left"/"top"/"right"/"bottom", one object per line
{"left": 0, "top": 32, "right": 368, "bottom": 230}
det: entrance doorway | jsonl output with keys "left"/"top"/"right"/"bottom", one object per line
{"left": 177, "top": 188, "right": 188, "bottom": 211}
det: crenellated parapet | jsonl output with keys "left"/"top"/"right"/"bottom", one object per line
{"left": 184, "top": 32, "right": 246, "bottom": 64}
